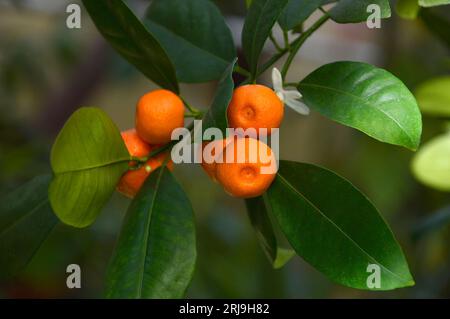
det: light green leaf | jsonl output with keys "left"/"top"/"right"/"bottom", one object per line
{"left": 246, "top": 195, "right": 295, "bottom": 269}
{"left": 419, "top": 0, "right": 450, "bottom": 7}
{"left": 329, "top": 0, "right": 391, "bottom": 23}
{"left": 412, "top": 132, "right": 450, "bottom": 191}
{"left": 396, "top": 0, "right": 420, "bottom": 19}
{"left": 144, "top": 0, "right": 236, "bottom": 83}
{"left": 299, "top": 61, "right": 422, "bottom": 150}
{"left": 242, "top": 0, "right": 289, "bottom": 78}
{"left": 106, "top": 166, "right": 196, "bottom": 298}
{"left": 267, "top": 160, "right": 415, "bottom": 290}
{"left": 82, "top": 0, "right": 179, "bottom": 93}
{"left": 49, "top": 107, "right": 130, "bottom": 228}
{"left": 415, "top": 76, "right": 450, "bottom": 117}
{"left": 0, "top": 175, "right": 58, "bottom": 280}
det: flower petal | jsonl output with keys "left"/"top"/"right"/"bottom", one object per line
{"left": 272, "top": 68, "right": 283, "bottom": 92}
{"left": 285, "top": 98, "right": 310, "bottom": 115}
{"left": 283, "top": 90, "right": 302, "bottom": 100}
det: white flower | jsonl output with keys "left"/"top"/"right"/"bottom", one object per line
{"left": 272, "top": 68, "right": 310, "bottom": 115}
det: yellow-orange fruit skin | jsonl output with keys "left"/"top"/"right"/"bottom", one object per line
{"left": 227, "top": 84, "right": 284, "bottom": 136}
{"left": 135, "top": 89, "right": 185, "bottom": 144}
{"left": 215, "top": 137, "right": 277, "bottom": 198}
{"left": 117, "top": 129, "right": 173, "bottom": 198}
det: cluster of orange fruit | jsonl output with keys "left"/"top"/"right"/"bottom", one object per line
{"left": 117, "top": 84, "right": 283, "bottom": 199}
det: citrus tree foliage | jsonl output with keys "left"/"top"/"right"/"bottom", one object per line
{"left": 4, "top": 0, "right": 444, "bottom": 297}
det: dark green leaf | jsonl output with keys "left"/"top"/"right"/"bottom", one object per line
{"left": 49, "top": 107, "right": 130, "bottom": 228}
{"left": 329, "top": 0, "right": 391, "bottom": 23}
{"left": 106, "top": 166, "right": 196, "bottom": 298}
{"left": 246, "top": 195, "right": 295, "bottom": 269}
{"left": 298, "top": 61, "right": 422, "bottom": 150}
{"left": 267, "top": 161, "right": 414, "bottom": 290}
{"left": 0, "top": 175, "right": 58, "bottom": 280}
{"left": 278, "top": 0, "right": 324, "bottom": 31}
{"left": 242, "top": 0, "right": 289, "bottom": 77}
{"left": 202, "top": 59, "right": 237, "bottom": 136}
{"left": 144, "top": 0, "right": 236, "bottom": 83}
{"left": 82, "top": 0, "right": 179, "bottom": 93}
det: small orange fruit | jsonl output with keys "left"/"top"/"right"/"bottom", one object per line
{"left": 136, "top": 89, "right": 185, "bottom": 144}
{"left": 227, "top": 84, "right": 284, "bottom": 136}
{"left": 215, "top": 137, "right": 277, "bottom": 198}
{"left": 117, "top": 129, "right": 173, "bottom": 198}
{"left": 200, "top": 137, "right": 234, "bottom": 182}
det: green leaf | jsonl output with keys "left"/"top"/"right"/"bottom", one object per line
{"left": 420, "top": 8, "right": 450, "bottom": 48}
{"left": 246, "top": 0, "right": 253, "bottom": 8}
{"left": 82, "top": 0, "right": 179, "bottom": 93}
{"left": 396, "top": 0, "right": 420, "bottom": 19}
{"left": 245, "top": 195, "right": 295, "bottom": 269}
{"left": 0, "top": 175, "right": 58, "bottom": 280}
{"left": 278, "top": 0, "right": 324, "bottom": 31}
{"left": 106, "top": 166, "right": 196, "bottom": 298}
{"left": 415, "top": 76, "right": 450, "bottom": 117}
{"left": 329, "top": 0, "right": 391, "bottom": 23}
{"left": 49, "top": 107, "right": 130, "bottom": 228}
{"left": 298, "top": 61, "right": 422, "bottom": 150}
{"left": 267, "top": 160, "right": 414, "bottom": 290}
{"left": 419, "top": 0, "right": 450, "bottom": 7}
{"left": 242, "top": 0, "right": 289, "bottom": 78}
{"left": 144, "top": 0, "right": 236, "bottom": 83}
{"left": 202, "top": 59, "right": 237, "bottom": 136}
{"left": 412, "top": 132, "right": 450, "bottom": 191}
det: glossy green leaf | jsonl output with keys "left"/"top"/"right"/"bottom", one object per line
{"left": 246, "top": 195, "right": 295, "bottom": 269}
{"left": 415, "top": 76, "right": 450, "bottom": 117}
{"left": 0, "top": 175, "right": 58, "bottom": 280}
{"left": 329, "top": 0, "right": 391, "bottom": 23}
{"left": 267, "top": 160, "right": 414, "bottom": 290}
{"left": 412, "top": 132, "right": 450, "bottom": 191}
{"left": 419, "top": 0, "right": 450, "bottom": 7}
{"left": 420, "top": 8, "right": 450, "bottom": 47}
{"left": 82, "top": 0, "right": 179, "bottom": 93}
{"left": 106, "top": 166, "right": 196, "bottom": 298}
{"left": 278, "top": 0, "right": 324, "bottom": 30}
{"left": 49, "top": 107, "right": 130, "bottom": 228}
{"left": 144, "top": 0, "right": 236, "bottom": 83}
{"left": 396, "top": 0, "right": 420, "bottom": 19}
{"left": 299, "top": 61, "right": 422, "bottom": 150}
{"left": 242, "top": 0, "right": 289, "bottom": 77}
{"left": 202, "top": 59, "right": 236, "bottom": 136}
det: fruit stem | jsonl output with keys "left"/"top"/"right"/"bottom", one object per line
{"left": 234, "top": 65, "right": 251, "bottom": 77}
{"left": 281, "top": 13, "right": 330, "bottom": 79}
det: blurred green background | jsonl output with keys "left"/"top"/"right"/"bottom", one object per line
{"left": 0, "top": 0, "right": 449, "bottom": 298}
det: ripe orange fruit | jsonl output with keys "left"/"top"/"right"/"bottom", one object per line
{"left": 136, "top": 89, "right": 185, "bottom": 144}
{"left": 117, "top": 129, "right": 173, "bottom": 198}
{"left": 227, "top": 84, "right": 284, "bottom": 136}
{"left": 215, "top": 137, "right": 277, "bottom": 198}
{"left": 200, "top": 137, "right": 234, "bottom": 182}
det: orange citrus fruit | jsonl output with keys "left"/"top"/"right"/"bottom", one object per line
{"left": 136, "top": 89, "right": 185, "bottom": 144}
{"left": 227, "top": 84, "right": 284, "bottom": 136}
{"left": 200, "top": 137, "right": 234, "bottom": 182}
{"left": 117, "top": 129, "right": 173, "bottom": 198}
{"left": 215, "top": 137, "right": 277, "bottom": 198}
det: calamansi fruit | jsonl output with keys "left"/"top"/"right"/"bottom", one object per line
{"left": 136, "top": 89, "right": 185, "bottom": 145}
